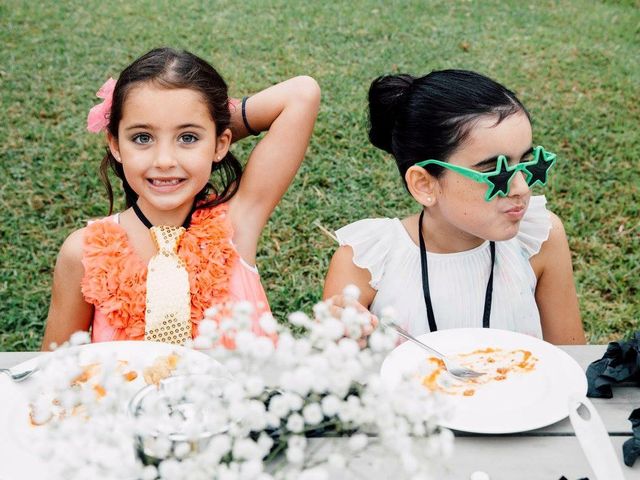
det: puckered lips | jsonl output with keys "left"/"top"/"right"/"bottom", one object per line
{"left": 503, "top": 203, "right": 526, "bottom": 221}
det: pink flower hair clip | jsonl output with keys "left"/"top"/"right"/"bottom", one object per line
{"left": 86, "top": 77, "right": 116, "bottom": 133}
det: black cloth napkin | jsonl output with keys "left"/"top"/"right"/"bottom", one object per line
{"left": 586, "top": 332, "right": 640, "bottom": 398}
{"left": 586, "top": 332, "right": 640, "bottom": 466}
{"left": 623, "top": 408, "right": 640, "bottom": 467}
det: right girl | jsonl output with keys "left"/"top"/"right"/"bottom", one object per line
{"left": 42, "top": 47, "right": 320, "bottom": 348}
{"left": 324, "top": 70, "right": 585, "bottom": 344}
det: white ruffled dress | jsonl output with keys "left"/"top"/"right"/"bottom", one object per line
{"left": 336, "top": 196, "right": 552, "bottom": 338}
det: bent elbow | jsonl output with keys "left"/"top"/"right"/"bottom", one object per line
{"left": 293, "top": 75, "right": 321, "bottom": 106}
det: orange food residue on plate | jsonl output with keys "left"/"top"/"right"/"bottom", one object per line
{"left": 421, "top": 347, "right": 538, "bottom": 396}
{"left": 28, "top": 353, "right": 181, "bottom": 426}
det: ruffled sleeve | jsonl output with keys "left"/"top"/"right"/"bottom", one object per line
{"left": 335, "top": 218, "right": 396, "bottom": 289}
{"left": 517, "top": 195, "right": 552, "bottom": 258}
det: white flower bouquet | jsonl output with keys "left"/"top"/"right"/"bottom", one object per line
{"left": 27, "top": 290, "right": 452, "bottom": 479}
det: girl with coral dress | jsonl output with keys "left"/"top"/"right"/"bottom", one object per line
{"left": 42, "top": 47, "right": 320, "bottom": 348}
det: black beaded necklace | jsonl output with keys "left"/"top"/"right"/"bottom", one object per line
{"left": 418, "top": 210, "right": 496, "bottom": 332}
{"left": 131, "top": 202, "right": 194, "bottom": 229}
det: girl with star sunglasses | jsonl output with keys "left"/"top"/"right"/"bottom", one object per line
{"left": 324, "top": 70, "right": 585, "bottom": 345}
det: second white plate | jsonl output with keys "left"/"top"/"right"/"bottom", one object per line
{"left": 380, "top": 328, "right": 587, "bottom": 434}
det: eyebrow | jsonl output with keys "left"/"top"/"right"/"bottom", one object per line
{"left": 472, "top": 146, "right": 534, "bottom": 169}
{"left": 124, "top": 123, "right": 206, "bottom": 131}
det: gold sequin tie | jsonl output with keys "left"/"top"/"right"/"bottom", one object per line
{"left": 144, "top": 226, "right": 192, "bottom": 345}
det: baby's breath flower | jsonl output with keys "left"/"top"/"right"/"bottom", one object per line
{"left": 244, "top": 375, "right": 265, "bottom": 397}
{"left": 348, "top": 433, "right": 368, "bottom": 451}
{"left": 69, "top": 331, "right": 91, "bottom": 346}
{"left": 320, "top": 318, "right": 345, "bottom": 341}
{"left": 174, "top": 441, "right": 192, "bottom": 459}
{"left": 198, "top": 319, "right": 218, "bottom": 337}
{"left": 302, "top": 402, "right": 323, "bottom": 425}
{"left": 223, "top": 382, "right": 245, "bottom": 403}
{"left": 252, "top": 336, "right": 275, "bottom": 360}
{"left": 338, "top": 337, "right": 360, "bottom": 358}
{"left": 258, "top": 313, "right": 278, "bottom": 334}
{"left": 342, "top": 284, "right": 361, "bottom": 301}
{"left": 257, "top": 432, "right": 274, "bottom": 454}
{"left": 321, "top": 394, "right": 341, "bottom": 417}
{"left": 233, "top": 300, "right": 254, "bottom": 317}
{"left": 141, "top": 465, "right": 158, "bottom": 480}
{"left": 286, "top": 413, "right": 305, "bottom": 434}
{"left": 32, "top": 299, "right": 446, "bottom": 479}
{"left": 288, "top": 311, "right": 312, "bottom": 328}
{"left": 233, "top": 438, "right": 262, "bottom": 460}
{"left": 268, "top": 394, "right": 290, "bottom": 418}
{"left": 193, "top": 335, "right": 213, "bottom": 350}
{"left": 208, "top": 434, "right": 232, "bottom": 457}
{"left": 287, "top": 435, "right": 307, "bottom": 451}
{"left": 158, "top": 458, "right": 182, "bottom": 479}
{"left": 240, "top": 460, "right": 263, "bottom": 479}
{"left": 284, "top": 392, "right": 304, "bottom": 411}
{"left": 312, "top": 301, "right": 331, "bottom": 319}
{"left": 285, "top": 446, "right": 305, "bottom": 464}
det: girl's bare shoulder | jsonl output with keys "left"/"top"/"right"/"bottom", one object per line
{"left": 57, "top": 227, "right": 88, "bottom": 265}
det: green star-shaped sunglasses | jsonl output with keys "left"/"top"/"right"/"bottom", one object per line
{"left": 415, "top": 145, "right": 557, "bottom": 202}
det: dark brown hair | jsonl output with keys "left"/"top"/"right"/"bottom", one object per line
{"left": 99, "top": 47, "right": 242, "bottom": 213}
{"left": 368, "top": 69, "right": 530, "bottom": 181}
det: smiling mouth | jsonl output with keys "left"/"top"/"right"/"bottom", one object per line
{"left": 148, "top": 178, "right": 185, "bottom": 186}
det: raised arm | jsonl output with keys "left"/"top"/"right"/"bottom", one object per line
{"left": 41, "top": 229, "right": 93, "bottom": 350}
{"left": 531, "top": 212, "right": 586, "bottom": 344}
{"left": 228, "top": 76, "right": 320, "bottom": 264}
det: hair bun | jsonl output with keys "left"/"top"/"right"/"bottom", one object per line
{"left": 368, "top": 74, "right": 414, "bottom": 154}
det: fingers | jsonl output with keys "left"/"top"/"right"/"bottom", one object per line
{"left": 326, "top": 294, "right": 379, "bottom": 346}
{"left": 328, "top": 303, "right": 344, "bottom": 319}
{"left": 326, "top": 294, "right": 348, "bottom": 319}
{"left": 328, "top": 294, "right": 347, "bottom": 309}
{"left": 361, "top": 314, "right": 378, "bottom": 338}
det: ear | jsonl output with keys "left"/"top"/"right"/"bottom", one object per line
{"left": 107, "top": 132, "right": 122, "bottom": 163}
{"left": 214, "top": 128, "right": 232, "bottom": 163}
{"left": 405, "top": 165, "right": 439, "bottom": 207}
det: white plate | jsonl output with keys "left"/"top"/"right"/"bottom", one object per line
{"left": 380, "top": 328, "right": 587, "bottom": 434}
{"left": 0, "top": 341, "right": 218, "bottom": 480}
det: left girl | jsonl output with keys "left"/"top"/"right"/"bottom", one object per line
{"left": 42, "top": 47, "right": 320, "bottom": 348}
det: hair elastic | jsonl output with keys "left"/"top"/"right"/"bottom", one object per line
{"left": 242, "top": 96, "right": 259, "bottom": 136}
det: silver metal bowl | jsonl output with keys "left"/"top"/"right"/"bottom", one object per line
{"left": 128, "top": 374, "right": 228, "bottom": 465}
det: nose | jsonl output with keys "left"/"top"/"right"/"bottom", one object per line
{"left": 508, "top": 170, "right": 529, "bottom": 197}
{"left": 153, "top": 142, "right": 177, "bottom": 169}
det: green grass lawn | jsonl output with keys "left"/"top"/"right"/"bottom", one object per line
{"left": 1, "top": 0, "right": 638, "bottom": 350}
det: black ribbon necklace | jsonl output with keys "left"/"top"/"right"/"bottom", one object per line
{"left": 418, "top": 210, "right": 496, "bottom": 332}
{"left": 131, "top": 202, "right": 194, "bottom": 229}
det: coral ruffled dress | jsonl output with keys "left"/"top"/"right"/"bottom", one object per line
{"left": 81, "top": 204, "right": 270, "bottom": 342}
